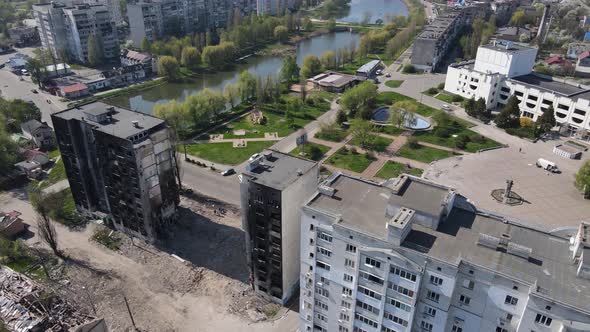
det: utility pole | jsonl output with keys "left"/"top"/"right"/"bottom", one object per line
{"left": 123, "top": 295, "right": 138, "bottom": 331}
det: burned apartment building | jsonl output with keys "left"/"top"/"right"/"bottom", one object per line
{"left": 239, "top": 150, "right": 319, "bottom": 304}
{"left": 51, "top": 102, "right": 180, "bottom": 242}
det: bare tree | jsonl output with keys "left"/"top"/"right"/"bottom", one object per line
{"left": 37, "top": 206, "right": 62, "bottom": 258}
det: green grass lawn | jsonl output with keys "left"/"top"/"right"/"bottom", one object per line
{"left": 350, "top": 135, "right": 393, "bottom": 152}
{"left": 435, "top": 93, "right": 454, "bottom": 103}
{"left": 47, "top": 148, "right": 61, "bottom": 159}
{"left": 210, "top": 101, "right": 329, "bottom": 139}
{"left": 315, "top": 126, "right": 348, "bottom": 142}
{"left": 40, "top": 159, "right": 66, "bottom": 189}
{"left": 326, "top": 148, "right": 373, "bottom": 173}
{"left": 385, "top": 80, "right": 404, "bottom": 88}
{"left": 397, "top": 143, "right": 457, "bottom": 163}
{"left": 376, "top": 92, "right": 437, "bottom": 117}
{"left": 289, "top": 142, "right": 331, "bottom": 161}
{"left": 374, "top": 125, "right": 405, "bottom": 136}
{"left": 185, "top": 141, "right": 275, "bottom": 165}
{"left": 42, "top": 188, "right": 86, "bottom": 228}
{"left": 376, "top": 161, "right": 423, "bottom": 179}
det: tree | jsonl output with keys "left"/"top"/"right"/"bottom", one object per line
{"left": 474, "top": 97, "right": 487, "bottom": 117}
{"left": 37, "top": 205, "right": 62, "bottom": 258}
{"left": 0, "top": 97, "right": 42, "bottom": 132}
{"left": 510, "top": 10, "right": 526, "bottom": 27}
{"left": 464, "top": 97, "right": 476, "bottom": 116}
{"left": 157, "top": 56, "right": 180, "bottom": 80}
{"left": 238, "top": 71, "right": 256, "bottom": 101}
{"left": 140, "top": 37, "right": 151, "bottom": 52}
{"left": 274, "top": 25, "right": 289, "bottom": 43}
{"left": 350, "top": 119, "right": 376, "bottom": 150}
{"left": 185, "top": 89, "right": 226, "bottom": 128}
{"left": 26, "top": 58, "right": 46, "bottom": 88}
{"left": 327, "top": 18, "right": 336, "bottom": 32}
{"left": 320, "top": 50, "right": 337, "bottom": 70}
{"left": 303, "top": 17, "right": 313, "bottom": 31}
{"left": 536, "top": 105, "right": 556, "bottom": 135}
{"left": 300, "top": 55, "right": 321, "bottom": 78}
{"left": 281, "top": 56, "right": 299, "bottom": 83}
{"left": 340, "top": 81, "right": 378, "bottom": 117}
{"left": 181, "top": 46, "right": 201, "bottom": 69}
{"left": 154, "top": 100, "right": 188, "bottom": 138}
{"left": 495, "top": 96, "right": 521, "bottom": 129}
{"left": 575, "top": 161, "right": 590, "bottom": 198}
{"left": 336, "top": 109, "right": 347, "bottom": 125}
{"left": 224, "top": 83, "right": 239, "bottom": 110}
{"left": 87, "top": 34, "right": 102, "bottom": 66}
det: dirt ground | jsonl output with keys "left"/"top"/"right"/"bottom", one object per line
{"left": 1, "top": 189, "right": 298, "bottom": 332}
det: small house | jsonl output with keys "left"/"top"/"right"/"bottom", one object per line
{"left": 356, "top": 60, "right": 382, "bottom": 78}
{"left": 120, "top": 49, "right": 155, "bottom": 75}
{"left": 0, "top": 211, "right": 26, "bottom": 239}
{"left": 576, "top": 51, "right": 590, "bottom": 77}
{"left": 44, "top": 63, "right": 71, "bottom": 78}
{"left": 20, "top": 119, "right": 53, "bottom": 149}
{"left": 58, "top": 83, "right": 89, "bottom": 99}
{"left": 14, "top": 160, "right": 42, "bottom": 179}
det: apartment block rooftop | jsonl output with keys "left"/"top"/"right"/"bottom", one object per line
{"left": 242, "top": 150, "right": 317, "bottom": 190}
{"left": 480, "top": 39, "right": 535, "bottom": 53}
{"left": 305, "top": 173, "right": 590, "bottom": 314}
{"left": 417, "top": 9, "right": 461, "bottom": 40}
{"left": 52, "top": 102, "right": 164, "bottom": 139}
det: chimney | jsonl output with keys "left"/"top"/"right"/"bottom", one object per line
{"left": 132, "top": 120, "right": 139, "bottom": 128}
{"left": 386, "top": 207, "right": 414, "bottom": 246}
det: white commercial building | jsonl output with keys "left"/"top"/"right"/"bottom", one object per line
{"left": 445, "top": 40, "right": 590, "bottom": 141}
{"left": 299, "top": 172, "right": 590, "bottom": 332}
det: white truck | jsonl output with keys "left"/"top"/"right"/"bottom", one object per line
{"left": 536, "top": 158, "right": 560, "bottom": 173}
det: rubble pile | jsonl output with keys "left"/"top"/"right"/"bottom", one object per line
{"left": 0, "top": 265, "right": 102, "bottom": 331}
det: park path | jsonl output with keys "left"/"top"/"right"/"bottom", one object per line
{"left": 194, "top": 136, "right": 283, "bottom": 144}
{"left": 417, "top": 141, "right": 472, "bottom": 154}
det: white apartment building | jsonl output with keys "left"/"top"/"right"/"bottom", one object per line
{"left": 444, "top": 40, "right": 590, "bottom": 141}
{"left": 256, "top": 0, "right": 293, "bottom": 16}
{"left": 33, "top": 2, "right": 119, "bottom": 63}
{"left": 299, "top": 172, "right": 590, "bottom": 332}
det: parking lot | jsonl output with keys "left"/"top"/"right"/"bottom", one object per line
{"left": 425, "top": 139, "right": 590, "bottom": 230}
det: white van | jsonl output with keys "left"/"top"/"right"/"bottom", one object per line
{"left": 536, "top": 158, "right": 560, "bottom": 173}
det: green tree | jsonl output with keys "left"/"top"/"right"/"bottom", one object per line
{"left": 510, "top": 10, "right": 526, "bottom": 27}
{"left": 26, "top": 58, "right": 46, "bottom": 88}
{"left": 536, "top": 105, "right": 556, "bottom": 135}
{"left": 185, "top": 89, "right": 226, "bottom": 127}
{"left": 238, "top": 70, "right": 256, "bottom": 101}
{"left": 350, "top": 119, "right": 376, "bottom": 150}
{"left": 336, "top": 109, "right": 347, "bottom": 125}
{"left": 274, "top": 25, "right": 289, "bottom": 43}
{"left": 223, "top": 83, "right": 239, "bottom": 110}
{"left": 300, "top": 55, "right": 321, "bottom": 78}
{"left": 303, "top": 17, "right": 313, "bottom": 31}
{"left": 87, "top": 34, "right": 102, "bottom": 66}
{"left": 575, "top": 161, "right": 590, "bottom": 198}
{"left": 281, "top": 56, "right": 300, "bottom": 83}
{"left": 495, "top": 96, "right": 521, "bottom": 129}
{"left": 340, "top": 81, "right": 378, "bottom": 117}
{"left": 320, "top": 50, "right": 337, "bottom": 70}
{"left": 140, "top": 37, "right": 151, "bottom": 52}
{"left": 181, "top": 46, "right": 201, "bottom": 69}
{"left": 0, "top": 97, "right": 41, "bottom": 132}
{"left": 157, "top": 56, "right": 180, "bottom": 80}
{"left": 154, "top": 100, "right": 188, "bottom": 138}
{"left": 327, "top": 18, "right": 336, "bottom": 32}
{"left": 464, "top": 97, "right": 476, "bottom": 115}
{"left": 389, "top": 101, "right": 416, "bottom": 128}
{"left": 475, "top": 97, "right": 487, "bottom": 117}
{"left": 0, "top": 121, "right": 20, "bottom": 174}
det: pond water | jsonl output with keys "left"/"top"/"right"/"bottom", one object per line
{"left": 335, "top": 0, "right": 409, "bottom": 24}
{"left": 106, "top": 31, "right": 361, "bottom": 114}
{"left": 372, "top": 106, "right": 431, "bottom": 130}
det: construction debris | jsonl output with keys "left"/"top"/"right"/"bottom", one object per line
{"left": 0, "top": 265, "right": 106, "bottom": 332}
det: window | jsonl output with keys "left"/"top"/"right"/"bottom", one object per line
{"left": 390, "top": 266, "right": 417, "bottom": 282}
{"left": 315, "top": 286, "right": 329, "bottom": 298}
{"left": 356, "top": 300, "right": 380, "bottom": 315}
{"left": 358, "top": 285, "right": 382, "bottom": 300}
{"left": 343, "top": 273, "right": 354, "bottom": 283}
{"left": 557, "top": 104, "right": 569, "bottom": 110}
{"left": 451, "top": 325, "right": 463, "bottom": 332}
{"left": 346, "top": 244, "right": 357, "bottom": 253}
{"left": 382, "top": 327, "right": 397, "bottom": 332}
{"left": 354, "top": 313, "right": 378, "bottom": 328}
{"left": 319, "top": 276, "right": 330, "bottom": 286}
{"left": 420, "top": 321, "right": 433, "bottom": 331}
{"left": 316, "top": 261, "right": 331, "bottom": 271}
{"left": 304, "top": 301, "right": 312, "bottom": 309}
{"left": 387, "top": 282, "right": 414, "bottom": 298}
{"left": 310, "top": 224, "right": 314, "bottom": 231}
{"left": 459, "top": 295, "right": 471, "bottom": 305}
{"left": 315, "top": 313, "right": 327, "bottom": 322}
{"left": 506, "top": 313, "right": 513, "bottom": 322}
{"left": 339, "top": 312, "right": 350, "bottom": 321}
{"left": 387, "top": 297, "right": 412, "bottom": 312}
{"left": 365, "top": 257, "right": 382, "bottom": 269}
{"left": 535, "top": 314, "right": 553, "bottom": 326}
{"left": 314, "top": 324, "right": 327, "bottom": 332}
{"left": 430, "top": 275, "right": 443, "bottom": 285}
{"left": 359, "top": 271, "right": 384, "bottom": 285}
{"left": 317, "top": 246, "right": 332, "bottom": 257}
{"left": 353, "top": 328, "right": 368, "bottom": 332}
{"left": 318, "top": 232, "right": 332, "bottom": 243}
{"left": 314, "top": 299, "right": 329, "bottom": 311}
{"left": 425, "top": 306, "right": 436, "bottom": 317}
{"left": 462, "top": 279, "right": 474, "bottom": 290}
{"left": 384, "top": 311, "right": 408, "bottom": 327}
{"left": 345, "top": 258, "right": 355, "bottom": 268}
{"left": 495, "top": 327, "right": 507, "bottom": 332}
{"left": 426, "top": 290, "right": 440, "bottom": 303}
{"left": 338, "top": 326, "right": 349, "bottom": 332}
{"left": 505, "top": 295, "right": 518, "bottom": 306}
{"left": 342, "top": 286, "right": 353, "bottom": 296}
{"left": 341, "top": 300, "right": 351, "bottom": 309}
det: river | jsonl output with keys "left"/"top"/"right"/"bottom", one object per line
{"left": 107, "top": 0, "right": 408, "bottom": 114}
{"left": 335, "top": 0, "right": 409, "bottom": 24}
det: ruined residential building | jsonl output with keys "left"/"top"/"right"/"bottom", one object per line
{"left": 240, "top": 150, "right": 319, "bottom": 304}
{"left": 51, "top": 102, "right": 180, "bottom": 242}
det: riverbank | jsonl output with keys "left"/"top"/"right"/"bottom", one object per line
{"left": 67, "top": 77, "right": 167, "bottom": 108}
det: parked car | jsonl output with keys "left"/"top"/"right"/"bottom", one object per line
{"left": 442, "top": 104, "right": 452, "bottom": 111}
{"left": 31, "top": 89, "right": 38, "bottom": 94}
{"left": 248, "top": 153, "right": 260, "bottom": 161}
{"left": 385, "top": 73, "right": 391, "bottom": 77}
{"left": 536, "top": 158, "right": 560, "bottom": 173}
{"left": 221, "top": 168, "right": 235, "bottom": 176}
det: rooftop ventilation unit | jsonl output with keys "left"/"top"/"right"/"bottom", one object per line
{"left": 318, "top": 184, "right": 335, "bottom": 197}
{"left": 132, "top": 120, "right": 139, "bottom": 128}
{"left": 477, "top": 233, "right": 501, "bottom": 250}
{"left": 507, "top": 242, "right": 532, "bottom": 259}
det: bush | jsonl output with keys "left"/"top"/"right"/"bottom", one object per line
{"left": 350, "top": 147, "right": 358, "bottom": 155}
{"left": 309, "top": 146, "right": 323, "bottom": 160}
{"left": 92, "top": 226, "right": 122, "bottom": 251}
{"left": 455, "top": 135, "right": 470, "bottom": 150}
{"left": 402, "top": 64, "right": 416, "bottom": 74}
{"left": 434, "top": 127, "right": 451, "bottom": 138}
{"left": 338, "top": 147, "right": 348, "bottom": 155}
{"left": 471, "top": 135, "right": 485, "bottom": 143}
{"left": 407, "top": 137, "right": 420, "bottom": 149}
{"left": 451, "top": 95, "right": 463, "bottom": 102}
{"left": 426, "top": 87, "right": 439, "bottom": 95}
{"left": 520, "top": 117, "right": 534, "bottom": 128}
{"left": 437, "top": 83, "right": 445, "bottom": 90}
